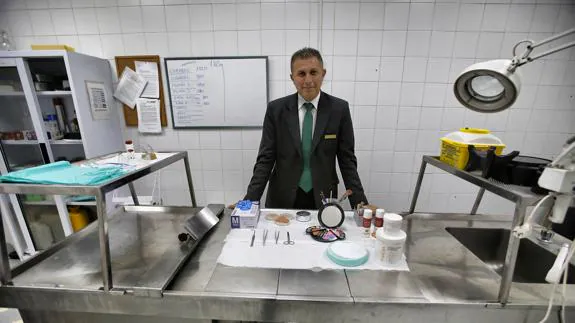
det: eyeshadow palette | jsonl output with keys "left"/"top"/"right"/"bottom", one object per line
{"left": 305, "top": 226, "right": 346, "bottom": 243}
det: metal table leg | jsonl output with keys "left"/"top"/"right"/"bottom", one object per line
{"left": 54, "top": 195, "right": 73, "bottom": 236}
{"left": 409, "top": 160, "right": 427, "bottom": 214}
{"left": 498, "top": 202, "right": 528, "bottom": 304}
{"left": 0, "top": 194, "right": 26, "bottom": 261}
{"left": 128, "top": 183, "right": 139, "bottom": 206}
{"left": 470, "top": 188, "right": 485, "bottom": 215}
{"left": 0, "top": 195, "right": 12, "bottom": 285}
{"left": 96, "top": 192, "right": 113, "bottom": 291}
{"left": 407, "top": 160, "right": 427, "bottom": 256}
{"left": 183, "top": 154, "right": 197, "bottom": 208}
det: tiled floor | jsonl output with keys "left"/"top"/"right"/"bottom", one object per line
{"left": 0, "top": 308, "right": 22, "bottom": 322}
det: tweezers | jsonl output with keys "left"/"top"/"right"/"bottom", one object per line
{"left": 263, "top": 229, "right": 268, "bottom": 246}
{"left": 275, "top": 230, "right": 280, "bottom": 244}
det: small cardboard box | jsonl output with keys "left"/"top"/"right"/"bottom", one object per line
{"left": 230, "top": 202, "right": 260, "bottom": 229}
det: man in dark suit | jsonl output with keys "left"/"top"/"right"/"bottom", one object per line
{"left": 245, "top": 47, "right": 368, "bottom": 209}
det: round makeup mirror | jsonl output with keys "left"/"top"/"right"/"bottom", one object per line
{"left": 318, "top": 202, "right": 345, "bottom": 228}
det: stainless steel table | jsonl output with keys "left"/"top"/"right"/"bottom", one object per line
{"left": 0, "top": 207, "right": 573, "bottom": 323}
{"left": 0, "top": 151, "right": 197, "bottom": 293}
{"left": 409, "top": 155, "right": 546, "bottom": 303}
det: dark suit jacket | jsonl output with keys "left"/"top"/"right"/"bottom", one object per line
{"left": 245, "top": 92, "right": 368, "bottom": 209}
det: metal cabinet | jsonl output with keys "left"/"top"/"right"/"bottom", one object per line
{"left": 0, "top": 51, "right": 123, "bottom": 259}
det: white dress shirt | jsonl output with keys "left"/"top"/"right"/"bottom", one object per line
{"left": 297, "top": 92, "right": 320, "bottom": 140}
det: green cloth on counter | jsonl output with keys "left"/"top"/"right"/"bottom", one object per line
{"left": 0, "top": 161, "right": 126, "bottom": 186}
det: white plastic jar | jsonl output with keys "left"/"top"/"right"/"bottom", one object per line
{"left": 375, "top": 228, "right": 406, "bottom": 265}
{"left": 383, "top": 213, "right": 403, "bottom": 235}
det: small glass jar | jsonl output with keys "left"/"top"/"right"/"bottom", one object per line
{"left": 125, "top": 140, "right": 135, "bottom": 159}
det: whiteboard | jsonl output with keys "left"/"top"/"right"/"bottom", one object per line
{"left": 165, "top": 57, "right": 268, "bottom": 128}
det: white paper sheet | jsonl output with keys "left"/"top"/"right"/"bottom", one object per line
{"left": 135, "top": 61, "right": 160, "bottom": 99}
{"left": 86, "top": 81, "right": 111, "bottom": 120}
{"left": 217, "top": 210, "right": 410, "bottom": 271}
{"left": 85, "top": 152, "right": 176, "bottom": 170}
{"left": 113, "top": 67, "right": 147, "bottom": 109}
{"left": 136, "top": 98, "right": 161, "bottom": 133}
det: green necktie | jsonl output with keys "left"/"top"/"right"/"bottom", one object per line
{"left": 298, "top": 102, "right": 314, "bottom": 192}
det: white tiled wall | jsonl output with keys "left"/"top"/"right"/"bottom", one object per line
{"left": 1, "top": 0, "right": 574, "bottom": 215}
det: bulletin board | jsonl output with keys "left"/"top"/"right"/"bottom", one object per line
{"left": 114, "top": 55, "right": 168, "bottom": 127}
{"left": 164, "top": 56, "right": 268, "bottom": 128}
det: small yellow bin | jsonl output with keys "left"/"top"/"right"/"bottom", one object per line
{"left": 68, "top": 206, "right": 89, "bottom": 232}
{"left": 440, "top": 128, "right": 505, "bottom": 170}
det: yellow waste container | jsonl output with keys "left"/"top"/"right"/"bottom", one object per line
{"left": 68, "top": 206, "right": 89, "bottom": 232}
{"left": 440, "top": 128, "right": 505, "bottom": 170}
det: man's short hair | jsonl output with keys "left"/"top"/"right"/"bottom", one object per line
{"left": 290, "top": 47, "right": 324, "bottom": 71}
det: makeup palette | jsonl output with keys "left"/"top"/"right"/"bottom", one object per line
{"left": 305, "top": 226, "right": 346, "bottom": 243}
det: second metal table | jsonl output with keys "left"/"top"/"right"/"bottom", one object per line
{"left": 409, "top": 155, "right": 545, "bottom": 304}
{"left": 0, "top": 151, "right": 197, "bottom": 292}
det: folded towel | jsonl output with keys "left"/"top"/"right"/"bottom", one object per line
{"left": 0, "top": 161, "right": 125, "bottom": 186}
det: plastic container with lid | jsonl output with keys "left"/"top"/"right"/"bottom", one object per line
{"left": 375, "top": 228, "right": 406, "bottom": 266}
{"left": 383, "top": 213, "right": 403, "bottom": 234}
{"left": 68, "top": 206, "right": 89, "bottom": 232}
{"left": 125, "top": 140, "right": 135, "bottom": 159}
{"left": 374, "top": 208, "right": 385, "bottom": 228}
{"left": 440, "top": 128, "right": 505, "bottom": 170}
{"left": 362, "top": 209, "right": 372, "bottom": 237}
{"left": 326, "top": 241, "right": 369, "bottom": 267}
{"left": 29, "top": 221, "right": 54, "bottom": 250}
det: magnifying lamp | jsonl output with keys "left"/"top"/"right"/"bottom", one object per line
{"left": 454, "top": 28, "right": 575, "bottom": 113}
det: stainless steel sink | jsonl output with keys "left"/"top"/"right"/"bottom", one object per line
{"left": 446, "top": 227, "right": 575, "bottom": 284}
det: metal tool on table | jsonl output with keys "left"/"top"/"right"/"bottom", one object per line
{"left": 275, "top": 230, "right": 280, "bottom": 245}
{"left": 283, "top": 231, "right": 295, "bottom": 245}
{"left": 250, "top": 229, "right": 255, "bottom": 247}
{"left": 263, "top": 229, "right": 268, "bottom": 246}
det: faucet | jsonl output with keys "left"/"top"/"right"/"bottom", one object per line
{"left": 538, "top": 218, "right": 555, "bottom": 243}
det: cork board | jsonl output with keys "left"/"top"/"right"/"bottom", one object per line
{"left": 114, "top": 55, "right": 167, "bottom": 127}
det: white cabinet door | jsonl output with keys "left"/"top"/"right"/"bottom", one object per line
{"left": 65, "top": 53, "right": 123, "bottom": 159}
{"left": 0, "top": 57, "right": 44, "bottom": 257}
{"left": 65, "top": 53, "right": 125, "bottom": 214}
{"left": 0, "top": 57, "right": 73, "bottom": 258}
